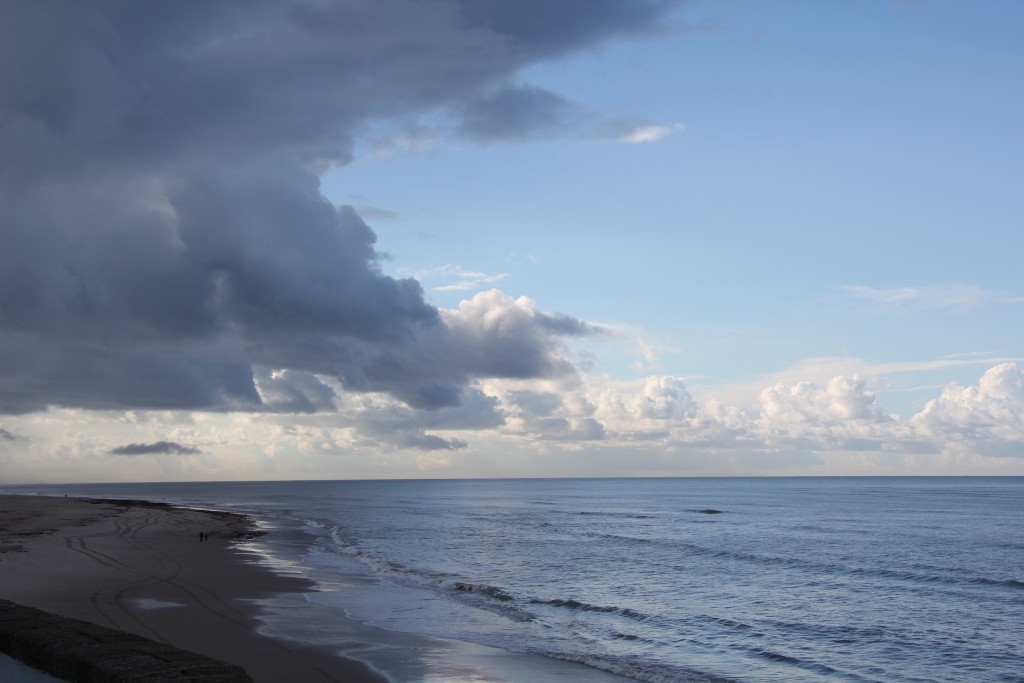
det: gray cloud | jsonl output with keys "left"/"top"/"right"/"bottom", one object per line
{"left": 457, "top": 86, "right": 576, "bottom": 142}
{"left": 0, "top": 0, "right": 674, "bottom": 416}
{"left": 355, "top": 421, "right": 473, "bottom": 452}
{"left": 339, "top": 387, "right": 505, "bottom": 450}
{"left": 0, "top": 428, "right": 15, "bottom": 441}
{"left": 254, "top": 369, "right": 339, "bottom": 414}
{"left": 394, "top": 432, "right": 468, "bottom": 452}
{"left": 110, "top": 441, "right": 202, "bottom": 456}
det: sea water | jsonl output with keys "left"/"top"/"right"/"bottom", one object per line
{"left": 6, "top": 478, "right": 1022, "bottom": 682}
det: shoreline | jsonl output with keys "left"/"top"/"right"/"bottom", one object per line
{"left": 0, "top": 494, "right": 385, "bottom": 682}
{"left": 1, "top": 492, "right": 642, "bottom": 683}
{"left": 0, "top": 494, "right": 638, "bottom": 683}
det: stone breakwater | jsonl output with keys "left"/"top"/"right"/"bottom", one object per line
{"left": 0, "top": 599, "right": 252, "bottom": 682}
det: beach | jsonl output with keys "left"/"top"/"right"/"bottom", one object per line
{"left": 0, "top": 495, "right": 384, "bottom": 683}
{"left": 0, "top": 491, "right": 645, "bottom": 683}
{"left": 3, "top": 479, "right": 1020, "bottom": 683}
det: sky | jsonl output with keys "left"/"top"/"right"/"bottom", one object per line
{"left": 1, "top": 0, "right": 1022, "bottom": 483}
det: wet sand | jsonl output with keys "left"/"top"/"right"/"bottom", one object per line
{"left": 0, "top": 494, "right": 640, "bottom": 683}
{"left": 0, "top": 495, "right": 385, "bottom": 682}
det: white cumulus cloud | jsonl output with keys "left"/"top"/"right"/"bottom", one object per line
{"left": 912, "top": 363, "right": 1024, "bottom": 446}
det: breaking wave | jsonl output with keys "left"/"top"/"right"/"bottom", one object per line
{"left": 323, "top": 524, "right": 535, "bottom": 622}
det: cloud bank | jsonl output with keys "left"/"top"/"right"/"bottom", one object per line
{"left": 470, "top": 363, "right": 1024, "bottom": 463}
{"left": 3, "top": 362, "right": 1020, "bottom": 480}
{"left": 0, "top": 0, "right": 676, "bottom": 416}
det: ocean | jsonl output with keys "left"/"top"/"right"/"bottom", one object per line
{"left": 5, "top": 478, "right": 1022, "bottom": 682}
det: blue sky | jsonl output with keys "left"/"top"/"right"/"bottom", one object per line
{"left": 327, "top": 0, "right": 1023, "bottom": 409}
{"left": 1, "top": 0, "right": 1022, "bottom": 482}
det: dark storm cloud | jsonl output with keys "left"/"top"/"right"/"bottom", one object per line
{"left": 457, "top": 0, "right": 677, "bottom": 56}
{"left": 0, "top": 0, "right": 676, "bottom": 415}
{"left": 110, "top": 441, "right": 202, "bottom": 456}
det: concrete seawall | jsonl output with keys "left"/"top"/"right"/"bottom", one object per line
{"left": 0, "top": 599, "right": 252, "bottom": 682}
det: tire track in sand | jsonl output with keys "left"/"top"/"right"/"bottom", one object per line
{"left": 64, "top": 504, "right": 343, "bottom": 683}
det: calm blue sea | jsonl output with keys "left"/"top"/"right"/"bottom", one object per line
{"left": 5, "top": 478, "right": 1022, "bottom": 682}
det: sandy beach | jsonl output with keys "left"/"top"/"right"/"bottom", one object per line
{"left": 0, "top": 495, "right": 385, "bottom": 682}
{"left": 0, "top": 492, "right": 645, "bottom": 683}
